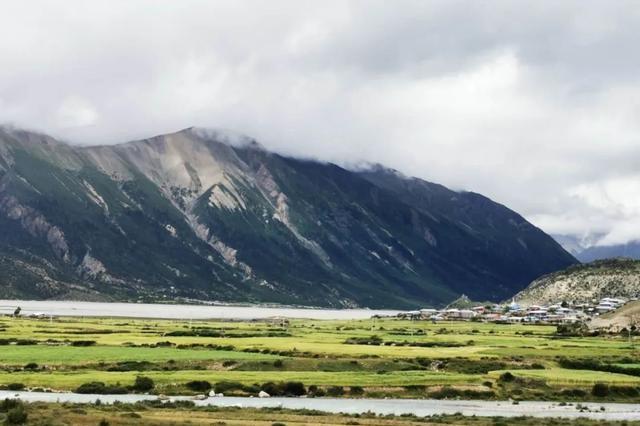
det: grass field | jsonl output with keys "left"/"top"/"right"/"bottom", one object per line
{"left": 1, "top": 315, "right": 640, "bottom": 401}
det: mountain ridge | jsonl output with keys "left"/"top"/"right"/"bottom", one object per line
{"left": 0, "top": 126, "right": 577, "bottom": 308}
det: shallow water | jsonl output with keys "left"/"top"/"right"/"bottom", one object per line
{"left": 2, "top": 391, "right": 639, "bottom": 420}
{"left": 0, "top": 300, "right": 399, "bottom": 320}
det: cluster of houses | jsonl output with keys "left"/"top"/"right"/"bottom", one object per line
{"left": 395, "top": 297, "right": 629, "bottom": 324}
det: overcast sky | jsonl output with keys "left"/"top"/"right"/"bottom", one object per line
{"left": 1, "top": 1, "right": 639, "bottom": 247}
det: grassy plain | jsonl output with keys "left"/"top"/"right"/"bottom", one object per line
{"left": 1, "top": 315, "right": 640, "bottom": 401}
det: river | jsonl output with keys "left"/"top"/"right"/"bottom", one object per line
{"left": 1, "top": 391, "right": 639, "bottom": 420}
{"left": 0, "top": 300, "right": 399, "bottom": 320}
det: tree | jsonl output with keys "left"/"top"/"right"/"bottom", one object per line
{"left": 132, "top": 376, "right": 154, "bottom": 392}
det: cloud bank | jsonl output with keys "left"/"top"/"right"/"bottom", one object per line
{"left": 1, "top": 0, "right": 639, "bottom": 247}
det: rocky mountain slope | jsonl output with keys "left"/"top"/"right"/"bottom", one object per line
{"left": 514, "top": 258, "right": 640, "bottom": 305}
{"left": 0, "top": 126, "right": 577, "bottom": 308}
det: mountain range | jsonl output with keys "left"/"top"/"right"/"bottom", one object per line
{"left": 0, "top": 126, "right": 577, "bottom": 308}
{"left": 553, "top": 234, "right": 640, "bottom": 263}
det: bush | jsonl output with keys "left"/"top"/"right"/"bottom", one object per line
{"left": 107, "top": 361, "right": 152, "bottom": 372}
{"left": 610, "top": 385, "right": 640, "bottom": 397}
{"left": 592, "top": 383, "right": 609, "bottom": 397}
{"left": 556, "top": 323, "right": 589, "bottom": 337}
{"left": 350, "top": 386, "right": 364, "bottom": 395}
{"left": 6, "top": 383, "right": 24, "bottom": 391}
{"left": 6, "top": 405, "right": 28, "bottom": 425}
{"left": 259, "top": 381, "right": 306, "bottom": 396}
{"left": 132, "top": 376, "right": 154, "bottom": 392}
{"left": 326, "top": 386, "right": 344, "bottom": 396}
{"left": 187, "top": 380, "right": 212, "bottom": 392}
{"left": 344, "top": 336, "right": 383, "bottom": 345}
{"left": 15, "top": 339, "right": 38, "bottom": 346}
{"left": 23, "top": 362, "right": 38, "bottom": 370}
{"left": 560, "top": 388, "right": 587, "bottom": 397}
{"left": 75, "top": 382, "right": 127, "bottom": 394}
{"left": 498, "top": 372, "right": 515, "bottom": 383}
{"left": 273, "top": 359, "right": 284, "bottom": 368}
{"left": 282, "top": 381, "right": 305, "bottom": 396}
{"left": 71, "top": 340, "right": 96, "bottom": 347}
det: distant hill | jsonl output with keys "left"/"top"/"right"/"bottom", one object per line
{"left": 578, "top": 242, "right": 640, "bottom": 263}
{"left": 514, "top": 258, "right": 640, "bottom": 305}
{"left": 553, "top": 234, "right": 640, "bottom": 262}
{"left": 0, "top": 126, "right": 576, "bottom": 308}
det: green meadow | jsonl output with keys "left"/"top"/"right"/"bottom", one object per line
{"left": 1, "top": 315, "right": 639, "bottom": 401}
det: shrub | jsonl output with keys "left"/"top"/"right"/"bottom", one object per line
{"left": 187, "top": 380, "right": 212, "bottom": 392}
{"left": 282, "top": 381, "right": 305, "bottom": 396}
{"left": 23, "top": 362, "right": 39, "bottom": 370}
{"left": 99, "top": 419, "right": 110, "bottom": 426}
{"left": 273, "top": 359, "right": 284, "bottom": 368}
{"left": 560, "top": 388, "right": 587, "bottom": 397}
{"left": 350, "top": 386, "right": 364, "bottom": 395}
{"left": 7, "top": 383, "right": 25, "bottom": 391}
{"left": 71, "top": 340, "right": 96, "bottom": 347}
{"left": 610, "top": 385, "right": 640, "bottom": 397}
{"left": 6, "top": 405, "right": 28, "bottom": 425}
{"left": 75, "top": 382, "right": 127, "bottom": 394}
{"left": 428, "top": 386, "right": 461, "bottom": 399}
{"left": 498, "top": 372, "right": 515, "bottom": 383}
{"left": 15, "top": 339, "right": 38, "bottom": 345}
{"left": 132, "top": 376, "right": 154, "bottom": 392}
{"left": 344, "top": 336, "right": 383, "bottom": 345}
{"left": 259, "top": 381, "right": 306, "bottom": 396}
{"left": 556, "top": 323, "right": 589, "bottom": 337}
{"left": 108, "top": 361, "right": 152, "bottom": 372}
{"left": 592, "top": 383, "right": 610, "bottom": 397}
{"left": 326, "top": 386, "right": 344, "bottom": 396}
{"left": 0, "top": 399, "right": 22, "bottom": 411}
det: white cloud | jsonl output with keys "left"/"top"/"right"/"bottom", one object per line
{"left": 1, "top": 0, "right": 640, "bottom": 246}
{"left": 55, "top": 96, "right": 99, "bottom": 129}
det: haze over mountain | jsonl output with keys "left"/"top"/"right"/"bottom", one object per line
{"left": 0, "top": 126, "right": 576, "bottom": 308}
{"left": 553, "top": 234, "right": 640, "bottom": 263}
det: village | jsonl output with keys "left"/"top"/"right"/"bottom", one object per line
{"left": 394, "top": 296, "right": 630, "bottom": 325}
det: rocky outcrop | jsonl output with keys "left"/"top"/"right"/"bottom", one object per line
{"left": 0, "top": 194, "right": 71, "bottom": 262}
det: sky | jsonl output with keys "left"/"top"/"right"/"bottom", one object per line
{"left": 1, "top": 0, "right": 639, "bottom": 248}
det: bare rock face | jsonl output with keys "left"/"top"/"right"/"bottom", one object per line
{"left": 0, "top": 126, "right": 576, "bottom": 308}
{"left": 0, "top": 194, "right": 70, "bottom": 262}
{"left": 514, "top": 259, "right": 640, "bottom": 305}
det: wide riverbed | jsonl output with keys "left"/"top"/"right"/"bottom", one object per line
{"left": 2, "top": 391, "right": 639, "bottom": 420}
{"left": 0, "top": 300, "right": 399, "bottom": 320}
